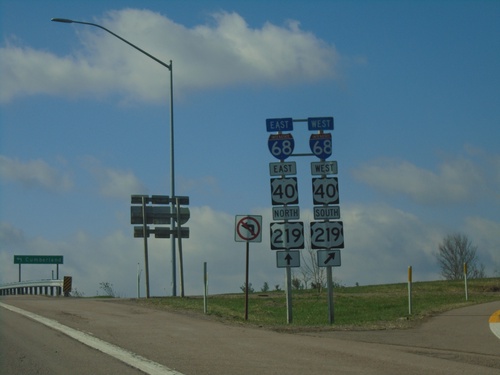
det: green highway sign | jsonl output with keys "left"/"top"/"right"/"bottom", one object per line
{"left": 14, "top": 255, "right": 64, "bottom": 264}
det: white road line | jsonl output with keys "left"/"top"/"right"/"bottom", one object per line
{"left": 0, "top": 302, "right": 184, "bottom": 375}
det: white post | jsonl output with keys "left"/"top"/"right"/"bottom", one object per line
{"left": 203, "top": 262, "right": 208, "bottom": 314}
{"left": 408, "top": 266, "right": 412, "bottom": 315}
{"left": 464, "top": 262, "right": 468, "bottom": 301}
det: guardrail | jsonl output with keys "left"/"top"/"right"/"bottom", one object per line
{"left": 0, "top": 279, "right": 64, "bottom": 296}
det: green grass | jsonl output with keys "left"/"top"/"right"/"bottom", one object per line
{"left": 129, "top": 278, "right": 500, "bottom": 330}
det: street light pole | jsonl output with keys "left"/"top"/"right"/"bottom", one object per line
{"left": 52, "top": 18, "right": 178, "bottom": 296}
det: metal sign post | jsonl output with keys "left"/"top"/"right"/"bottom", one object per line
{"left": 266, "top": 116, "right": 343, "bottom": 324}
{"left": 141, "top": 196, "right": 151, "bottom": 298}
{"left": 235, "top": 215, "right": 262, "bottom": 320}
{"left": 131, "top": 194, "right": 190, "bottom": 298}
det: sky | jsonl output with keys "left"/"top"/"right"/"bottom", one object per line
{"left": 1, "top": 0, "right": 499, "bottom": 298}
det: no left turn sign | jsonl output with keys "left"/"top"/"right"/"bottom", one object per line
{"left": 235, "top": 215, "right": 263, "bottom": 242}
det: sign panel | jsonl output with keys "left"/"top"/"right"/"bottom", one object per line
{"left": 271, "top": 177, "right": 299, "bottom": 205}
{"left": 308, "top": 117, "right": 334, "bottom": 131}
{"left": 134, "top": 226, "right": 189, "bottom": 239}
{"left": 313, "top": 206, "right": 340, "bottom": 220}
{"left": 235, "top": 215, "right": 263, "bottom": 242}
{"left": 131, "top": 206, "right": 190, "bottom": 225}
{"left": 268, "top": 133, "right": 295, "bottom": 160}
{"left": 14, "top": 255, "right": 63, "bottom": 264}
{"left": 311, "top": 161, "right": 338, "bottom": 175}
{"left": 310, "top": 221, "right": 344, "bottom": 249}
{"left": 270, "top": 221, "right": 304, "bottom": 249}
{"left": 309, "top": 133, "right": 332, "bottom": 160}
{"left": 269, "top": 161, "right": 297, "bottom": 176}
{"left": 272, "top": 206, "right": 300, "bottom": 221}
{"left": 276, "top": 250, "right": 301, "bottom": 268}
{"left": 317, "top": 249, "right": 341, "bottom": 267}
{"left": 312, "top": 177, "right": 339, "bottom": 205}
{"left": 266, "top": 118, "right": 293, "bottom": 132}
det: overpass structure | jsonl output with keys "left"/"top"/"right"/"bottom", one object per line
{"left": 0, "top": 279, "right": 64, "bottom": 296}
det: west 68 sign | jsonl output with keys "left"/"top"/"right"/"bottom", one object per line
{"left": 309, "top": 133, "right": 332, "bottom": 160}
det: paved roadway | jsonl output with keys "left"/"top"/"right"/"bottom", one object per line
{"left": 1, "top": 295, "right": 499, "bottom": 374}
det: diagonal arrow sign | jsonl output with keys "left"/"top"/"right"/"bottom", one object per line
{"left": 324, "top": 252, "right": 336, "bottom": 265}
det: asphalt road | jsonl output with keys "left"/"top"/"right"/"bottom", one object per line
{"left": 1, "top": 295, "right": 499, "bottom": 375}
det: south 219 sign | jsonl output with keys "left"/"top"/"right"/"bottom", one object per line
{"left": 271, "top": 177, "right": 299, "bottom": 205}
{"left": 312, "top": 177, "right": 339, "bottom": 205}
{"left": 310, "top": 221, "right": 344, "bottom": 249}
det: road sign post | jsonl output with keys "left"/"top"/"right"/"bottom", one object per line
{"left": 235, "top": 215, "right": 262, "bottom": 321}
{"left": 131, "top": 194, "right": 190, "bottom": 298}
{"left": 14, "top": 255, "right": 64, "bottom": 282}
{"left": 266, "top": 115, "right": 343, "bottom": 324}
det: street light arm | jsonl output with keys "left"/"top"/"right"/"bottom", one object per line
{"left": 51, "top": 18, "right": 172, "bottom": 70}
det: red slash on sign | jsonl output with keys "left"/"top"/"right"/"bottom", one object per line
{"left": 235, "top": 215, "right": 262, "bottom": 242}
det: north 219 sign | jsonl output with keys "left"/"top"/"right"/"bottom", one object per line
{"left": 270, "top": 222, "right": 304, "bottom": 249}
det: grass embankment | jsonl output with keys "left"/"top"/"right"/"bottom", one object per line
{"left": 131, "top": 278, "right": 500, "bottom": 330}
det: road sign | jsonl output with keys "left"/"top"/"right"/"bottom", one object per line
{"left": 235, "top": 215, "right": 262, "bottom": 242}
{"left": 311, "top": 161, "right": 338, "bottom": 175}
{"left": 313, "top": 206, "right": 340, "bottom": 220}
{"left": 268, "top": 133, "right": 295, "bottom": 160}
{"left": 272, "top": 206, "right": 300, "bottom": 221}
{"left": 276, "top": 250, "right": 301, "bottom": 268}
{"left": 310, "top": 221, "right": 344, "bottom": 249}
{"left": 270, "top": 221, "right": 304, "bottom": 249}
{"left": 269, "top": 161, "right": 296, "bottom": 176}
{"left": 266, "top": 118, "right": 293, "bottom": 132}
{"left": 309, "top": 133, "right": 332, "bottom": 160}
{"left": 134, "top": 226, "right": 189, "bottom": 238}
{"left": 317, "top": 249, "right": 341, "bottom": 267}
{"left": 271, "top": 177, "right": 299, "bottom": 205}
{"left": 308, "top": 117, "right": 334, "bottom": 131}
{"left": 312, "top": 177, "right": 339, "bottom": 205}
{"left": 131, "top": 206, "right": 190, "bottom": 225}
{"left": 14, "top": 255, "right": 63, "bottom": 264}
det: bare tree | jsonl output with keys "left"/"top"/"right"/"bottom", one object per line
{"left": 436, "top": 233, "right": 486, "bottom": 280}
{"left": 299, "top": 244, "right": 326, "bottom": 292}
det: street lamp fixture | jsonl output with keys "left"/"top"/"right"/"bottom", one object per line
{"left": 52, "top": 17, "right": 179, "bottom": 296}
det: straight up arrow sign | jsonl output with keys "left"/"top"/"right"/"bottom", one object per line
{"left": 276, "top": 250, "right": 300, "bottom": 268}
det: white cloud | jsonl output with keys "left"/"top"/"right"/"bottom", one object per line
{"left": 352, "top": 153, "right": 489, "bottom": 205}
{"left": 0, "top": 155, "right": 73, "bottom": 191}
{"left": 0, "top": 9, "right": 340, "bottom": 103}
{"left": 82, "top": 157, "right": 146, "bottom": 199}
{"left": 463, "top": 216, "right": 500, "bottom": 275}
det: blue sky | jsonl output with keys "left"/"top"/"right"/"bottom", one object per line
{"left": 1, "top": 0, "right": 499, "bottom": 297}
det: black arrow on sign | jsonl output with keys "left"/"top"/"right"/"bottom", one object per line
{"left": 242, "top": 222, "right": 255, "bottom": 236}
{"left": 285, "top": 253, "right": 293, "bottom": 265}
{"left": 324, "top": 252, "right": 336, "bottom": 265}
